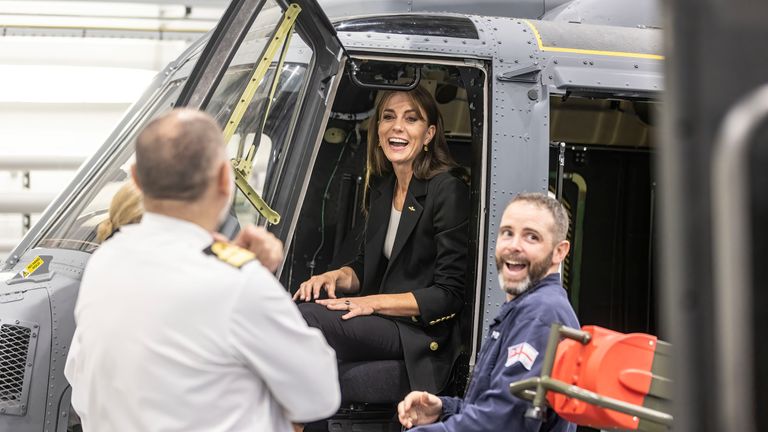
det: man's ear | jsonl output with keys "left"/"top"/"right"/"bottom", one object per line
{"left": 552, "top": 240, "right": 571, "bottom": 265}
{"left": 130, "top": 164, "right": 143, "bottom": 191}
{"left": 216, "top": 160, "right": 232, "bottom": 195}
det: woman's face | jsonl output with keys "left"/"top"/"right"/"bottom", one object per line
{"left": 377, "top": 92, "right": 436, "bottom": 171}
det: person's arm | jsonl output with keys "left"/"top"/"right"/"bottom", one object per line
{"left": 316, "top": 291, "right": 419, "bottom": 319}
{"left": 437, "top": 396, "right": 465, "bottom": 418}
{"left": 410, "top": 318, "right": 556, "bottom": 432}
{"left": 229, "top": 263, "right": 341, "bottom": 423}
{"left": 229, "top": 225, "right": 284, "bottom": 273}
{"left": 398, "top": 391, "right": 443, "bottom": 428}
{"left": 410, "top": 175, "right": 469, "bottom": 324}
{"left": 293, "top": 266, "right": 360, "bottom": 301}
{"left": 316, "top": 175, "right": 469, "bottom": 321}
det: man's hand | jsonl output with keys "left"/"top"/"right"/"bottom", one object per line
{"left": 398, "top": 391, "right": 442, "bottom": 429}
{"left": 231, "top": 225, "right": 283, "bottom": 272}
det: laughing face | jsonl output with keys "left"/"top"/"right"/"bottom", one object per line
{"left": 377, "top": 92, "right": 436, "bottom": 171}
{"left": 495, "top": 200, "right": 569, "bottom": 299}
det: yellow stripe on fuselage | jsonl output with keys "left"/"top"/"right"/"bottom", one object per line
{"left": 523, "top": 19, "right": 664, "bottom": 60}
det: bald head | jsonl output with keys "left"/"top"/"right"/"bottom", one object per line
{"left": 135, "top": 109, "right": 225, "bottom": 202}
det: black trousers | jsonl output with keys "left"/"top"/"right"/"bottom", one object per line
{"left": 298, "top": 302, "right": 403, "bottom": 361}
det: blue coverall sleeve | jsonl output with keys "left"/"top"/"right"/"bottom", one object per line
{"left": 412, "top": 318, "right": 556, "bottom": 432}
{"left": 438, "top": 396, "right": 464, "bottom": 418}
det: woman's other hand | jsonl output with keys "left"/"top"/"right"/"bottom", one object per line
{"left": 315, "top": 297, "right": 376, "bottom": 320}
{"left": 294, "top": 266, "right": 359, "bottom": 301}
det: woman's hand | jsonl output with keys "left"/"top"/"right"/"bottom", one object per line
{"left": 293, "top": 267, "right": 359, "bottom": 301}
{"left": 315, "top": 297, "right": 377, "bottom": 320}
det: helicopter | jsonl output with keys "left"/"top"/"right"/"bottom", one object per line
{"left": 0, "top": 0, "right": 663, "bottom": 430}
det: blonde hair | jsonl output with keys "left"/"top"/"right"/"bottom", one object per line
{"left": 96, "top": 181, "right": 144, "bottom": 242}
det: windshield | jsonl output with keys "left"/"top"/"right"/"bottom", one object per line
{"left": 33, "top": 1, "right": 313, "bottom": 253}
{"left": 35, "top": 78, "right": 187, "bottom": 253}
{"left": 207, "top": 62, "right": 308, "bottom": 226}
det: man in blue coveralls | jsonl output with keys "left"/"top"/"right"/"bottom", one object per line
{"left": 397, "top": 192, "right": 579, "bottom": 431}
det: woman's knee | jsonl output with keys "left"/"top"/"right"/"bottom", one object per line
{"left": 298, "top": 302, "right": 323, "bottom": 327}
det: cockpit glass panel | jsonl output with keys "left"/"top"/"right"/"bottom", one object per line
{"left": 34, "top": 77, "right": 187, "bottom": 253}
{"left": 30, "top": 1, "right": 314, "bottom": 254}
{"left": 205, "top": 3, "right": 313, "bottom": 227}
{"left": 334, "top": 15, "right": 479, "bottom": 39}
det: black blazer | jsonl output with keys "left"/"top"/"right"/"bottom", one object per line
{"left": 348, "top": 170, "right": 469, "bottom": 393}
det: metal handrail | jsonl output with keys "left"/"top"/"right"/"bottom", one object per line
{"left": 510, "top": 324, "right": 673, "bottom": 430}
{"left": 0, "top": 156, "right": 85, "bottom": 171}
{"left": 710, "top": 84, "right": 768, "bottom": 432}
{"left": 510, "top": 377, "right": 674, "bottom": 427}
{"left": 0, "top": 193, "right": 57, "bottom": 214}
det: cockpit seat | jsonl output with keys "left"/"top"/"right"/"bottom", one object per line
{"left": 338, "top": 360, "right": 410, "bottom": 404}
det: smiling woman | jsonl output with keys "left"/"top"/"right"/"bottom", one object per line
{"left": 294, "top": 85, "right": 470, "bottom": 396}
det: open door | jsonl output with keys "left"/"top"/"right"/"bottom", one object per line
{"left": 175, "top": 0, "right": 345, "bottom": 248}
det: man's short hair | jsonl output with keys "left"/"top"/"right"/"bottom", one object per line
{"left": 135, "top": 109, "right": 224, "bottom": 201}
{"left": 509, "top": 192, "right": 570, "bottom": 243}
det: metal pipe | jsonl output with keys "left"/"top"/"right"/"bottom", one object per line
{"left": 510, "top": 376, "right": 674, "bottom": 427}
{"left": 556, "top": 142, "right": 565, "bottom": 200}
{"left": 526, "top": 324, "right": 563, "bottom": 420}
{"left": 559, "top": 325, "right": 591, "bottom": 344}
{"left": 1, "top": 23, "right": 212, "bottom": 34}
{"left": 0, "top": 193, "right": 57, "bottom": 213}
{"left": 0, "top": 156, "right": 86, "bottom": 171}
{"left": 710, "top": 83, "right": 768, "bottom": 432}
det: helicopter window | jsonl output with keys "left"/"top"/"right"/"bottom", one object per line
{"left": 34, "top": 78, "right": 188, "bottom": 253}
{"left": 205, "top": 0, "right": 313, "bottom": 227}
{"left": 31, "top": 1, "right": 315, "bottom": 254}
{"left": 334, "top": 15, "right": 479, "bottom": 39}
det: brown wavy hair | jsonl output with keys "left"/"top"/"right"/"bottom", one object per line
{"left": 364, "top": 86, "right": 458, "bottom": 207}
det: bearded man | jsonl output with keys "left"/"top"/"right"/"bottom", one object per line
{"left": 396, "top": 192, "right": 579, "bottom": 431}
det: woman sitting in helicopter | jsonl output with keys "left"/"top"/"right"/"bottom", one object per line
{"left": 295, "top": 85, "right": 469, "bottom": 395}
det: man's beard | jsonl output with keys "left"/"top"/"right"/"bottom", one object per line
{"left": 496, "top": 250, "right": 553, "bottom": 297}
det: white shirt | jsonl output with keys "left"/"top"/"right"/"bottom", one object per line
{"left": 383, "top": 205, "right": 402, "bottom": 259}
{"left": 65, "top": 213, "right": 340, "bottom": 432}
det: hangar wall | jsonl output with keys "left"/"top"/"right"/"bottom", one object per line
{"left": 0, "top": 0, "right": 224, "bottom": 261}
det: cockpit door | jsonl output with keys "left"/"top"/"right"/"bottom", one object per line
{"left": 173, "top": 0, "right": 344, "bottom": 242}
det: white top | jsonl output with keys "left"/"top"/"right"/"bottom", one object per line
{"left": 383, "top": 205, "right": 402, "bottom": 259}
{"left": 65, "top": 213, "right": 340, "bottom": 432}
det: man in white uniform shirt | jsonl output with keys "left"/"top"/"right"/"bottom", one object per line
{"left": 64, "top": 109, "right": 340, "bottom": 432}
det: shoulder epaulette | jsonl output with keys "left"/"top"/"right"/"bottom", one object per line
{"left": 203, "top": 241, "right": 255, "bottom": 269}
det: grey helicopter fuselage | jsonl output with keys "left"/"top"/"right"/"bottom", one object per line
{"left": 0, "top": 0, "right": 663, "bottom": 430}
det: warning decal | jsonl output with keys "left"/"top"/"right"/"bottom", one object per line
{"left": 21, "top": 256, "right": 45, "bottom": 278}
